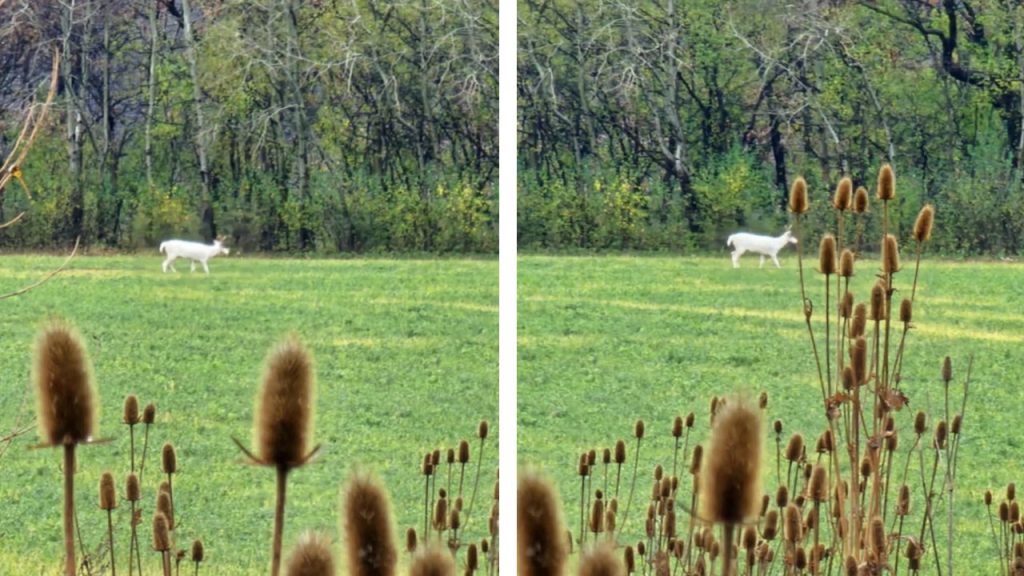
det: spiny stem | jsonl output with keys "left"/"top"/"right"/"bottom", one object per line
{"left": 271, "top": 467, "right": 289, "bottom": 576}
{"left": 107, "top": 509, "right": 117, "bottom": 576}
{"left": 64, "top": 444, "right": 76, "bottom": 576}
{"left": 618, "top": 437, "right": 642, "bottom": 537}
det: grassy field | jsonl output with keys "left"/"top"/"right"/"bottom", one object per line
{"left": 518, "top": 253, "right": 1023, "bottom": 573}
{"left": 0, "top": 254, "right": 497, "bottom": 574}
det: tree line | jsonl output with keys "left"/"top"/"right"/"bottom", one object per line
{"left": 0, "top": 0, "right": 497, "bottom": 253}
{"left": 518, "top": 0, "right": 1024, "bottom": 255}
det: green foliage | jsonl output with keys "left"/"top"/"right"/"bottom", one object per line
{"left": 0, "top": 255, "right": 497, "bottom": 572}
{"left": 129, "top": 187, "right": 201, "bottom": 249}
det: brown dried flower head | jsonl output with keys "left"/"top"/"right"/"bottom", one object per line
{"left": 34, "top": 321, "right": 97, "bottom": 446}
{"left": 255, "top": 338, "right": 316, "bottom": 469}
{"left": 818, "top": 235, "right": 837, "bottom": 275}
{"left": 789, "top": 177, "right": 809, "bottom": 214}
{"left": 913, "top": 204, "right": 934, "bottom": 242}
{"left": 834, "top": 177, "right": 853, "bottom": 211}
{"left": 518, "top": 471, "right": 567, "bottom": 576}
{"left": 285, "top": 532, "right": 336, "bottom": 576}
{"left": 99, "top": 472, "right": 116, "bottom": 511}
{"left": 700, "top": 397, "right": 762, "bottom": 525}
{"left": 854, "top": 186, "right": 869, "bottom": 214}
{"left": 343, "top": 473, "right": 397, "bottom": 576}
{"left": 877, "top": 164, "right": 895, "bottom": 201}
{"left": 123, "top": 394, "right": 139, "bottom": 425}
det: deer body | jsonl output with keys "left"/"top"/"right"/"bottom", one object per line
{"left": 159, "top": 239, "right": 230, "bottom": 274}
{"left": 726, "top": 229, "right": 797, "bottom": 268}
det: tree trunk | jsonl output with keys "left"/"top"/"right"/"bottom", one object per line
{"left": 182, "top": 0, "right": 216, "bottom": 240}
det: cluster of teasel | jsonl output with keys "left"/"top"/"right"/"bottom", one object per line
{"left": 519, "top": 164, "right": 976, "bottom": 575}
{"left": 31, "top": 322, "right": 494, "bottom": 576}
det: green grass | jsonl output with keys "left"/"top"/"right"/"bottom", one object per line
{"left": 0, "top": 254, "right": 497, "bottom": 574}
{"left": 518, "top": 253, "right": 1024, "bottom": 573}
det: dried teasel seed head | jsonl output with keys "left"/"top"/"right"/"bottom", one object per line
{"left": 773, "top": 420, "right": 783, "bottom": 435}
{"left": 913, "top": 204, "right": 934, "bottom": 242}
{"left": 433, "top": 497, "right": 448, "bottom": 532}
{"left": 605, "top": 508, "right": 616, "bottom": 534}
{"left": 578, "top": 453, "right": 589, "bottom": 477}
{"left": 785, "top": 434, "right": 804, "bottom": 462}
{"left": 985, "top": 490, "right": 993, "bottom": 506}
{"left": 897, "top": 484, "right": 910, "bottom": 516}
{"left": 466, "top": 544, "right": 478, "bottom": 572}
{"left": 406, "top": 528, "right": 417, "bottom": 553}
{"left": 255, "top": 338, "right": 315, "bottom": 469}
{"left": 614, "top": 439, "right": 627, "bottom": 464}
{"left": 882, "top": 234, "right": 901, "bottom": 275}
{"left": 123, "top": 394, "right": 140, "bottom": 425}
{"left": 839, "top": 251, "right": 855, "bottom": 281}
{"left": 602, "top": 447, "right": 611, "bottom": 464}
{"left": 810, "top": 465, "right": 828, "bottom": 503}
{"left": 157, "top": 491, "right": 174, "bottom": 529}
{"left": 899, "top": 298, "right": 912, "bottom": 323}
{"left": 624, "top": 546, "right": 635, "bottom": 574}
{"left": 914, "top": 411, "right": 927, "bottom": 436}
{"left": 760, "top": 494, "right": 770, "bottom": 516}
{"left": 409, "top": 547, "right": 456, "bottom": 576}
{"left": 850, "top": 303, "right": 867, "bottom": 339}
{"left": 689, "top": 444, "right": 704, "bottom": 475}
{"left": 854, "top": 186, "right": 870, "bottom": 214}
{"left": 951, "top": 414, "right": 962, "bottom": 435}
{"left": 162, "top": 442, "right": 177, "bottom": 474}
{"left": 851, "top": 337, "right": 867, "bottom": 385}
{"left": 942, "top": 356, "right": 953, "bottom": 383}
{"left": 1010, "top": 484, "right": 1017, "bottom": 502}
{"left": 33, "top": 322, "right": 97, "bottom": 446}
{"left": 934, "top": 420, "right": 948, "bottom": 450}
{"left": 763, "top": 509, "right": 779, "bottom": 541}
{"left": 795, "top": 547, "right": 807, "bottom": 571}
{"left": 839, "top": 291, "right": 854, "bottom": 319}
{"left": 1013, "top": 502, "right": 1021, "bottom": 523}
{"left": 818, "top": 235, "right": 837, "bottom": 275}
{"left": 634, "top": 419, "right": 645, "bottom": 439}
{"left": 285, "top": 531, "right": 336, "bottom": 576}
{"left": 842, "top": 366, "right": 855, "bottom": 391}
{"left": 654, "top": 464, "right": 664, "bottom": 481}
{"left": 99, "top": 472, "right": 116, "bottom": 511}
{"left": 672, "top": 416, "right": 684, "bottom": 438}
{"left": 587, "top": 449, "right": 596, "bottom": 466}
{"left": 834, "top": 177, "right": 853, "bottom": 211}
{"left": 478, "top": 420, "right": 489, "bottom": 440}
{"left": 422, "top": 454, "right": 433, "bottom": 476}
{"left": 685, "top": 412, "right": 695, "bottom": 428}
{"left": 1001, "top": 501, "right": 1011, "bottom": 523}
{"left": 759, "top": 391, "right": 768, "bottom": 409}
{"left": 143, "top": 402, "right": 156, "bottom": 424}
{"left": 458, "top": 440, "right": 470, "bottom": 464}
{"left": 870, "top": 516, "right": 886, "bottom": 556}
{"left": 517, "top": 471, "right": 567, "bottom": 576}
{"left": 126, "top": 473, "right": 140, "bottom": 502}
{"left": 432, "top": 449, "right": 441, "bottom": 467}
{"left": 870, "top": 282, "right": 886, "bottom": 321}
{"left": 446, "top": 448, "right": 455, "bottom": 464}
{"left": 742, "top": 525, "right": 758, "bottom": 551}
{"left": 877, "top": 164, "right": 895, "bottom": 201}
{"left": 589, "top": 496, "right": 605, "bottom": 534}
{"left": 776, "top": 485, "right": 789, "bottom": 508}
{"left": 845, "top": 555, "right": 858, "bottom": 576}
{"left": 342, "top": 473, "right": 397, "bottom": 576}
{"left": 789, "top": 177, "right": 809, "bottom": 214}
{"left": 784, "top": 504, "right": 801, "bottom": 543}
{"left": 153, "top": 513, "right": 172, "bottom": 551}
{"left": 191, "top": 540, "right": 204, "bottom": 563}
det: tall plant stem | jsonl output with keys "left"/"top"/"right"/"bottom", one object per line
{"left": 271, "top": 467, "right": 289, "bottom": 576}
{"left": 794, "top": 215, "right": 827, "bottom": 408}
{"left": 722, "top": 524, "right": 735, "bottom": 576}
{"left": 464, "top": 437, "right": 486, "bottom": 533}
{"left": 128, "top": 501, "right": 138, "bottom": 576}
{"left": 64, "top": 444, "right": 76, "bottom": 576}
{"left": 161, "top": 550, "right": 172, "bottom": 576}
{"left": 106, "top": 509, "right": 116, "bottom": 576}
{"left": 618, "top": 437, "right": 642, "bottom": 537}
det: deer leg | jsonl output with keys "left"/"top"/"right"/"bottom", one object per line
{"left": 759, "top": 255, "right": 766, "bottom": 268}
{"left": 772, "top": 254, "right": 781, "bottom": 268}
{"left": 190, "top": 260, "right": 196, "bottom": 273}
{"left": 731, "top": 250, "right": 742, "bottom": 268}
{"left": 202, "top": 260, "right": 210, "bottom": 274}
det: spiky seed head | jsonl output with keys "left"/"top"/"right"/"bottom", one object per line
{"left": 1002, "top": 501, "right": 1011, "bottom": 523}
{"left": 342, "top": 473, "right": 397, "bottom": 576}
{"left": 877, "top": 164, "right": 895, "bottom": 200}
{"left": 457, "top": 440, "right": 470, "bottom": 464}
{"left": 700, "top": 397, "right": 762, "bottom": 525}
{"left": 518, "top": 471, "right": 567, "bottom": 576}
{"left": 432, "top": 449, "right": 441, "bottom": 467}
{"left": 153, "top": 513, "right": 171, "bottom": 551}
{"left": 1013, "top": 502, "right": 1021, "bottom": 523}
{"left": 589, "top": 496, "right": 605, "bottom": 534}
{"left": 839, "top": 292, "right": 854, "bottom": 319}
{"left": 578, "top": 453, "right": 589, "bottom": 477}
{"left": 477, "top": 420, "right": 489, "bottom": 440}
{"left": 789, "top": 177, "right": 809, "bottom": 214}
{"left": 433, "top": 496, "right": 448, "bottom": 532}
{"left": 795, "top": 547, "right": 807, "bottom": 571}
{"left": 951, "top": 414, "right": 962, "bottom": 435}
{"left": 838, "top": 251, "right": 855, "bottom": 280}
{"left": 481, "top": 539, "right": 489, "bottom": 555}
{"left": 124, "top": 395, "right": 139, "bottom": 425}
{"left": 689, "top": 444, "right": 703, "bottom": 475}
{"left": 986, "top": 490, "right": 994, "bottom": 506}
{"left": 587, "top": 449, "right": 597, "bottom": 466}
{"left": 850, "top": 303, "right": 867, "bottom": 339}
{"left": 934, "top": 420, "right": 948, "bottom": 449}
{"left": 914, "top": 411, "right": 927, "bottom": 435}
{"left": 685, "top": 412, "right": 695, "bottom": 428}
{"left": 851, "top": 337, "right": 867, "bottom": 385}
{"left": 191, "top": 540, "right": 205, "bottom": 563}
{"left": 600, "top": 448, "right": 610, "bottom": 464}
{"left": 624, "top": 546, "right": 635, "bottom": 574}
{"left": 157, "top": 491, "right": 174, "bottom": 529}
{"left": 126, "top": 473, "right": 140, "bottom": 502}
{"left": 898, "top": 298, "right": 912, "bottom": 324}
{"left": 841, "top": 367, "right": 855, "bottom": 391}
{"left": 870, "top": 516, "right": 886, "bottom": 556}
{"left": 913, "top": 204, "right": 934, "bottom": 242}
{"left": 605, "top": 508, "right": 617, "bottom": 534}
{"left": 809, "top": 465, "right": 828, "bottom": 503}
{"left": 449, "top": 508, "right": 461, "bottom": 532}
{"left": 654, "top": 465, "right": 663, "bottom": 481}
{"left": 759, "top": 391, "right": 768, "bottom": 409}
{"left": 897, "top": 484, "right": 910, "bottom": 516}
{"left": 1010, "top": 484, "right": 1017, "bottom": 502}
{"left": 761, "top": 494, "right": 771, "bottom": 516}
{"left": 466, "top": 544, "right": 478, "bottom": 572}
{"left": 33, "top": 322, "right": 97, "bottom": 446}
{"left": 672, "top": 416, "right": 683, "bottom": 438}
{"left": 784, "top": 504, "right": 801, "bottom": 543}
{"left": 445, "top": 448, "right": 455, "bottom": 464}
{"left": 853, "top": 187, "right": 869, "bottom": 214}
{"left": 256, "top": 338, "right": 315, "bottom": 469}
{"left": 422, "top": 454, "right": 433, "bottom": 476}
{"left": 776, "top": 486, "right": 789, "bottom": 508}
{"left": 285, "top": 532, "right": 336, "bottom": 576}
{"left": 763, "top": 510, "right": 779, "bottom": 540}
{"left": 870, "top": 282, "right": 886, "bottom": 321}
{"left": 162, "top": 443, "right": 177, "bottom": 474}
{"left": 886, "top": 431, "right": 899, "bottom": 452}
{"left": 99, "top": 472, "right": 116, "bottom": 511}
{"left": 742, "top": 526, "right": 757, "bottom": 551}
{"left": 942, "top": 356, "right": 953, "bottom": 383}
{"left": 773, "top": 420, "right": 782, "bottom": 435}
{"left": 143, "top": 402, "right": 156, "bottom": 424}
{"left": 406, "top": 528, "right": 418, "bottom": 553}
{"left": 834, "top": 178, "right": 853, "bottom": 211}
{"left": 882, "top": 234, "right": 900, "bottom": 275}
{"left": 785, "top": 434, "right": 803, "bottom": 462}
{"left": 614, "top": 440, "right": 627, "bottom": 464}
{"left": 634, "top": 419, "right": 645, "bottom": 439}
{"left": 818, "top": 235, "right": 837, "bottom": 275}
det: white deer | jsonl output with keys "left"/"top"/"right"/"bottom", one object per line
{"left": 159, "top": 237, "right": 230, "bottom": 274}
{"left": 726, "top": 228, "right": 798, "bottom": 268}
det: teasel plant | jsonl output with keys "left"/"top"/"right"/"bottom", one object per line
{"left": 32, "top": 321, "right": 102, "bottom": 576}
{"left": 342, "top": 472, "right": 397, "bottom": 576}
{"left": 284, "top": 532, "right": 336, "bottom": 576}
{"left": 233, "top": 338, "right": 320, "bottom": 576}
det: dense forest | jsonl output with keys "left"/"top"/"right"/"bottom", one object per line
{"left": 518, "top": 0, "right": 1024, "bottom": 255}
{"left": 0, "top": 0, "right": 497, "bottom": 253}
